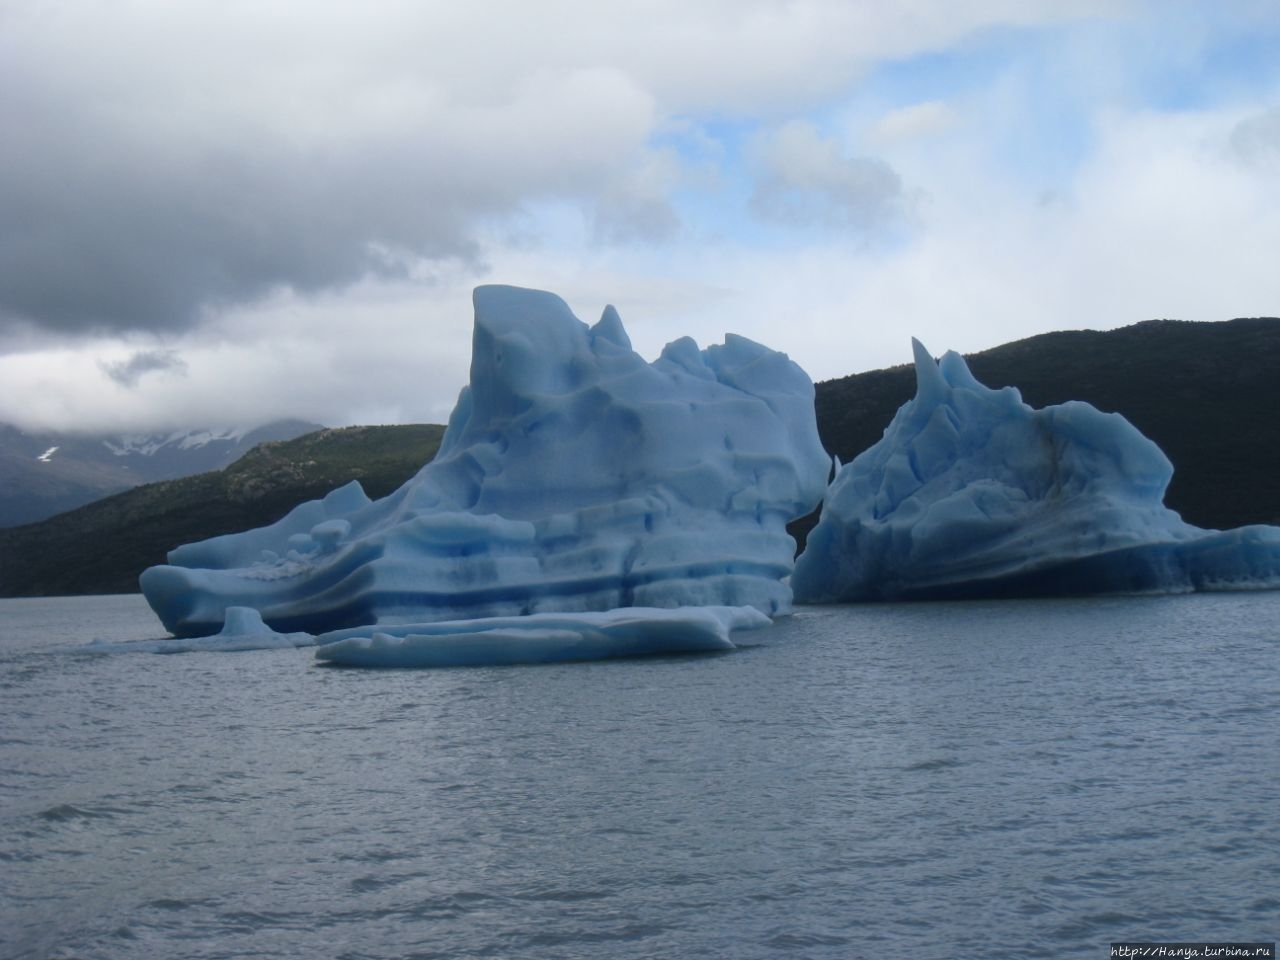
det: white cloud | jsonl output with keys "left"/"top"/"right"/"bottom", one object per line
{"left": 1230, "top": 104, "right": 1280, "bottom": 168}
{"left": 750, "top": 121, "right": 909, "bottom": 233}
{"left": 717, "top": 99, "right": 1280, "bottom": 381}
{"left": 0, "top": 279, "right": 473, "bottom": 433}
{"left": 868, "top": 101, "right": 962, "bottom": 147}
{"left": 590, "top": 150, "right": 685, "bottom": 244}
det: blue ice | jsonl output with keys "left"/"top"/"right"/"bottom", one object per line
{"left": 87, "top": 606, "right": 314, "bottom": 654}
{"left": 792, "top": 340, "right": 1280, "bottom": 602}
{"left": 313, "top": 605, "right": 769, "bottom": 668}
{"left": 140, "top": 285, "right": 829, "bottom": 641}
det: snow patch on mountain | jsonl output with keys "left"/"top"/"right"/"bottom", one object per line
{"left": 102, "top": 427, "right": 255, "bottom": 458}
{"left": 1, "top": 418, "right": 322, "bottom": 529}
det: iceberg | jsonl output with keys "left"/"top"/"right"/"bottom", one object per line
{"left": 86, "top": 606, "right": 314, "bottom": 654}
{"left": 141, "top": 285, "right": 829, "bottom": 639}
{"left": 792, "top": 340, "right": 1280, "bottom": 601}
{"left": 313, "top": 605, "right": 769, "bottom": 668}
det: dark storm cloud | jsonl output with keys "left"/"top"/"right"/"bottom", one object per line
{"left": 0, "top": 80, "right": 485, "bottom": 337}
{"left": 0, "top": 5, "right": 662, "bottom": 341}
{"left": 99, "top": 348, "right": 188, "bottom": 388}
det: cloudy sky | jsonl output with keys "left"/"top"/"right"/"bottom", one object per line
{"left": 2, "top": 0, "right": 1278, "bottom": 433}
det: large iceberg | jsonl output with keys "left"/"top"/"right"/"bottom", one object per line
{"left": 792, "top": 340, "right": 1280, "bottom": 602}
{"left": 141, "top": 286, "right": 829, "bottom": 639}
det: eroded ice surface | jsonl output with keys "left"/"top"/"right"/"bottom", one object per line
{"left": 141, "top": 286, "right": 829, "bottom": 638}
{"left": 792, "top": 340, "right": 1280, "bottom": 602}
{"left": 87, "top": 606, "right": 314, "bottom": 654}
{"left": 314, "top": 605, "right": 769, "bottom": 668}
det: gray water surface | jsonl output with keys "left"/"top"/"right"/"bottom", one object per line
{"left": 2, "top": 592, "right": 1277, "bottom": 959}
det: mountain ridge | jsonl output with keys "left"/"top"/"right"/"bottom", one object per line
{"left": 0, "top": 419, "right": 323, "bottom": 527}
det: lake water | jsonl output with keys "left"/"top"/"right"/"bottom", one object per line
{"left": 2, "top": 592, "right": 1277, "bottom": 959}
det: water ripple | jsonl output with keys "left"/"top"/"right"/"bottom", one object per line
{"left": 2, "top": 592, "right": 1279, "bottom": 960}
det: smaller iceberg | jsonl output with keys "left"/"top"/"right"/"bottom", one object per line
{"left": 87, "top": 607, "right": 314, "bottom": 654}
{"left": 313, "top": 605, "right": 769, "bottom": 668}
{"left": 793, "top": 339, "right": 1280, "bottom": 602}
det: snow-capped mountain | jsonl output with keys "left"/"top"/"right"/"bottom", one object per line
{"left": 0, "top": 419, "right": 323, "bottom": 528}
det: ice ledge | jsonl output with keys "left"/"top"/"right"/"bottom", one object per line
{"left": 314, "top": 605, "right": 770, "bottom": 668}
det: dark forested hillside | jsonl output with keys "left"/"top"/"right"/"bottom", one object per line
{"left": 0, "top": 425, "right": 444, "bottom": 597}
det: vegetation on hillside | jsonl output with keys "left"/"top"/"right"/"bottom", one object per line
{"left": 0, "top": 425, "right": 444, "bottom": 597}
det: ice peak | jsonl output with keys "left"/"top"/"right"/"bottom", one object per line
{"left": 591, "top": 304, "right": 632, "bottom": 351}
{"left": 938, "top": 350, "right": 985, "bottom": 392}
{"left": 910, "top": 337, "right": 948, "bottom": 410}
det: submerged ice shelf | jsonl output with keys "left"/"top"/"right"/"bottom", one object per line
{"left": 87, "top": 606, "right": 314, "bottom": 655}
{"left": 87, "top": 605, "right": 769, "bottom": 664}
{"left": 313, "top": 605, "right": 769, "bottom": 668}
{"left": 792, "top": 339, "right": 1280, "bottom": 602}
{"left": 141, "top": 285, "right": 829, "bottom": 641}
